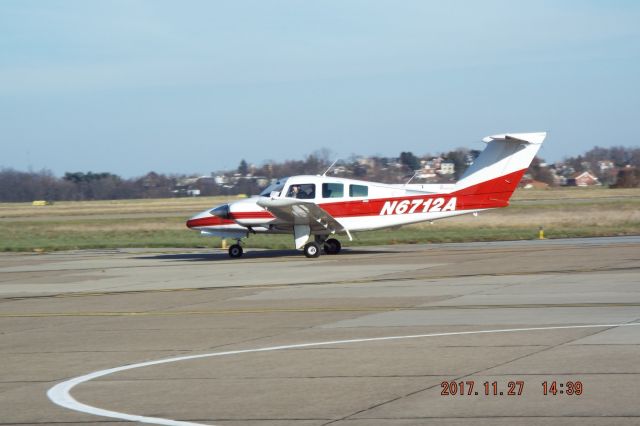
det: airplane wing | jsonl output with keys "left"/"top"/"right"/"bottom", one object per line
{"left": 256, "top": 198, "right": 351, "bottom": 247}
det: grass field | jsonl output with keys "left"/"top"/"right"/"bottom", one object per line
{"left": 1, "top": 187, "right": 639, "bottom": 252}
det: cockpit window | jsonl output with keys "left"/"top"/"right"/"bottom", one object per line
{"left": 259, "top": 178, "right": 288, "bottom": 197}
{"left": 286, "top": 183, "right": 316, "bottom": 199}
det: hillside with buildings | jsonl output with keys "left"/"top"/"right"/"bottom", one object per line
{"left": 1, "top": 146, "right": 639, "bottom": 202}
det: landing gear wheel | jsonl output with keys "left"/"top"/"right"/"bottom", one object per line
{"left": 228, "top": 244, "right": 243, "bottom": 258}
{"left": 303, "top": 242, "right": 321, "bottom": 258}
{"left": 323, "top": 238, "right": 341, "bottom": 255}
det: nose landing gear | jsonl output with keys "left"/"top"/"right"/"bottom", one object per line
{"left": 228, "top": 240, "right": 243, "bottom": 258}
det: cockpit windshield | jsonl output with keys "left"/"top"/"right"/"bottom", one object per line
{"left": 259, "top": 178, "right": 288, "bottom": 197}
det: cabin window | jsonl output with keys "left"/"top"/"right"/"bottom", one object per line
{"left": 322, "top": 183, "right": 344, "bottom": 198}
{"left": 286, "top": 183, "right": 316, "bottom": 199}
{"left": 349, "top": 184, "right": 368, "bottom": 197}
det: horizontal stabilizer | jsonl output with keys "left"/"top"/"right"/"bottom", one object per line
{"left": 482, "top": 132, "right": 546, "bottom": 145}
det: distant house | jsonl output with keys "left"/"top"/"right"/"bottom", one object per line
{"left": 566, "top": 171, "right": 600, "bottom": 187}
{"left": 598, "top": 160, "right": 615, "bottom": 173}
{"left": 438, "top": 162, "right": 455, "bottom": 175}
{"left": 214, "top": 175, "right": 229, "bottom": 185}
{"left": 356, "top": 156, "right": 375, "bottom": 168}
{"left": 173, "top": 176, "right": 212, "bottom": 196}
{"left": 332, "top": 165, "right": 348, "bottom": 174}
{"left": 417, "top": 165, "right": 436, "bottom": 179}
{"left": 430, "top": 156, "right": 444, "bottom": 169}
{"left": 255, "top": 177, "right": 270, "bottom": 187}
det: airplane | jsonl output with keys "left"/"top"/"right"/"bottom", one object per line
{"left": 187, "top": 132, "right": 546, "bottom": 258}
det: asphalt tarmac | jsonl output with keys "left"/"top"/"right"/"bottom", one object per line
{"left": 1, "top": 236, "right": 639, "bottom": 425}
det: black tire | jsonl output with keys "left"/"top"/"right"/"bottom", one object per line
{"left": 303, "top": 242, "right": 321, "bottom": 258}
{"left": 228, "top": 244, "right": 243, "bottom": 258}
{"left": 323, "top": 238, "right": 342, "bottom": 255}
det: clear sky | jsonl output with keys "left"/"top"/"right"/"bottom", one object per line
{"left": 1, "top": 1, "right": 639, "bottom": 177}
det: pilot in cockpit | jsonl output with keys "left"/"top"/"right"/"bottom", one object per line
{"left": 287, "top": 185, "right": 300, "bottom": 198}
{"left": 287, "top": 184, "right": 314, "bottom": 199}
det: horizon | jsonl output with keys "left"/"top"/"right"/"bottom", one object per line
{"left": 2, "top": 1, "right": 639, "bottom": 177}
{"left": 2, "top": 141, "right": 636, "bottom": 179}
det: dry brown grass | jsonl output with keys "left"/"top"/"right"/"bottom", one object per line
{"left": 49, "top": 220, "right": 181, "bottom": 233}
{"left": 0, "top": 196, "right": 237, "bottom": 219}
{"left": 511, "top": 186, "right": 640, "bottom": 200}
{"left": 24, "top": 191, "right": 639, "bottom": 235}
{"left": 416, "top": 204, "right": 640, "bottom": 229}
{"left": 2, "top": 187, "right": 638, "bottom": 219}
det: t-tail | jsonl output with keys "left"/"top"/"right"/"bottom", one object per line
{"left": 453, "top": 132, "right": 546, "bottom": 210}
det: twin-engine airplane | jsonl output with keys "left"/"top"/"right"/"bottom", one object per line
{"left": 187, "top": 132, "right": 546, "bottom": 258}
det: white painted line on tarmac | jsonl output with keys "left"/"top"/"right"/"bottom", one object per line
{"left": 48, "top": 322, "right": 640, "bottom": 426}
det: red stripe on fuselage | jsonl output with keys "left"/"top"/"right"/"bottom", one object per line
{"left": 228, "top": 211, "right": 274, "bottom": 220}
{"left": 186, "top": 216, "right": 236, "bottom": 228}
{"left": 317, "top": 168, "right": 527, "bottom": 217}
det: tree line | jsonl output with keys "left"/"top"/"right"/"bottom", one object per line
{"left": 1, "top": 145, "right": 639, "bottom": 202}
{"left": 0, "top": 170, "right": 176, "bottom": 202}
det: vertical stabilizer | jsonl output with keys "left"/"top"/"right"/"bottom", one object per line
{"left": 454, "top": 132, "right": 546, "bottom": 209}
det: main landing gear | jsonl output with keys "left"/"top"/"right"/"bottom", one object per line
{"left": 303, "top": 237, "right": 342, "bottom": 258}
{"left": 226, "top": 237, "right": 342, "bottom": 259}
{"left": 303, "top": 241, "right": 320, "bottom": 258}
{"left": 323, "top": 238, "right": 341, "bottom": 255}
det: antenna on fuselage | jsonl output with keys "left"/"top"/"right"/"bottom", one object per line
{"left": 321, "top": 159, "right": 339, "bottom": 177}
{"left": 404, "top": 170, "right": 419, "bottom": 186}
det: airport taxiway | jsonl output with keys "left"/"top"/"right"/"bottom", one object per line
{"left": 1, "top": 237, "right": 639, "bottom": 425}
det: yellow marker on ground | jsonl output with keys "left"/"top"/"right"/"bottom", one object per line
{"left": 539, "top": 226, "right": 545, "bottom": 240}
